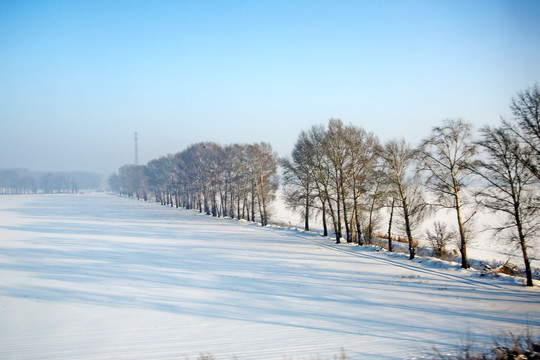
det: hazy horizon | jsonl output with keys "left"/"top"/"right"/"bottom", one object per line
{"left": 2, "top": 1, "right": 540, "bottom": 176}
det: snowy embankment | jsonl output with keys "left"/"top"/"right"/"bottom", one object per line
{"left": 271, "top": 190, "right": 540, "bottom": 273}
{"left": 0, "top": 193, "right": 539, "bottom": 359}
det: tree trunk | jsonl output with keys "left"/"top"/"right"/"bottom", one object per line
{"left": 352, "top": 185, "right": 362, "bottom": 245}
{"left": 243, "top": 193, "right": 249, "bottom": 220}
{"left": 257, "top": 194, "right": 264, "bottom": 225}
{"left": 520, "top": 235, "right": 533, "bottom": 287}
{"left": 230, "top": 191, "right": 235, "bottom": 219}
{"left": 259, "top": 173, "right": 268, "bottom": 226}
{"left": 260, "top": 184, "right": 268, "bottom": 227}
{"left": 399, "top": 187, "right": 415, "bottom": 260}
{"left": 355, "top": 207, "right": 363, "bottom": 245}
{"left": 221, "top": 191, "right": 227, "bottom": 218}
{"left": 330, "top": 195, "right": 341, "bottom": 243}
{"left": 454, "top": 192, "right": 469, "bottom": 269}
{"left": 304, "top": 183, "right": 310, "bottom": 231}
{"left": 388, "top": 198, "right": 395, "bottom": 252}
{"left": 403, "top": 201, "right": 415, "bottom": 259}
{"left": 321, "top": 184, "right": 339, "bottom": 242}
{"left": 237, "top": 195, "right": 241, "bottom": 219}
{"left": 515, "top": 205, "right": 533, "bottom": 286}
{"left": 322, "top": 198, "right": 328, "bottom": 237}
{"left": 251, "top": 186, "right": 256, "bottom": 223}
{"left": 335, "top": 192, "right": 342, "bottom": 244}
{"left": 367, "top": 191, "right": 379, "bottom": 245}
{"left": 340, "top": 178, "right": 351, "bottom": 243}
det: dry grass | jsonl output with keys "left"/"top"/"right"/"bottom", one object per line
{"left": 183, "top": 349, "right": 348, "bottom": 360}
{"left": 375, "top": 233, "right": 409, "bottom": 244}
{"left": 431, "top": 330, "right": 539, "bottom": 359}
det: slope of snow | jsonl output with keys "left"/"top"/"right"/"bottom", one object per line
{"left": 0, "top": 193, "right": 539, "bottom": 359}
{"left": 271, "top": 190, "right": 539, "bottom": 270}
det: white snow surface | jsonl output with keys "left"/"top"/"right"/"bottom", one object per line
{"left": 0, "top": 193, "right": 539, "bottom": 360}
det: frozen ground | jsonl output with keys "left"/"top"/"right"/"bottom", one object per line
{"left": 0, "top": 193, "right": 539, "bottom": 359}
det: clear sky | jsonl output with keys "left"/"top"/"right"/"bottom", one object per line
{"left": 1, "top": 0, "right": 539, "bottom": 176}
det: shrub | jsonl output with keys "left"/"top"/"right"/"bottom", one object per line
{"left": 425, "top": 221, "right": 455, "bottom": 260}
{"left": 431, "top": 330, "right": 540, "bottom": 359}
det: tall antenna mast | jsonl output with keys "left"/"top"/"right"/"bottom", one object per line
{"left": 134, "top": 131, "right": 139, "bottom": 165}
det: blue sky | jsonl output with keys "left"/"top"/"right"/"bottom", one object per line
{"left": 1, "top": 0, "right": 539, "bottom": 176}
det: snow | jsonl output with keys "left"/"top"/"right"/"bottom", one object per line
{"left": 0, "top": 193, "right": 539, "bottom": 359}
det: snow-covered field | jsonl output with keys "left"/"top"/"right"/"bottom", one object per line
{"left": 0, "top": 193, "right": 539, "bottom": 359}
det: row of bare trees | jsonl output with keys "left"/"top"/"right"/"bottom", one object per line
{"left": 108, "top": 84, "right": 538, "bottom": 286}
{"left": 0, "top": 170, "right": 38, "bottom": 194}
{"left": 109, "top": 142, "right": 279, "bottom": 226}
{"left": 282, "top": 84, "right": 539, "bottom": 286}
{"left": 0, "top": 169, "right": 91, "bottom": 194}
{"left": 281, "top": 120, "right": 430, "bottom": 259}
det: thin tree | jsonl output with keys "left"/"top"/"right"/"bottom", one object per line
{"left": 504, "top": 83, "right": 540, "bottom": 182}
{"left": 108, "top": 172, "right": 120, "bottom": 194}
{"left": 417, "top": 119, "right": 476, "bottom": 269}
{"left": 305, "top": 125, "right": 332, "bottom": 237}
{"left": 324, "top": 119, "right": 350, "bottom": 242}
{"left": 246, "top": 142, "right": 279, "bottom": 226}
{"left": 364, "top": 165, "right": 386, "bottom": 245}
{"left": 378, "top": 139, "right": 427, "bottom": 260}
{"left": 341, "top": 123, "right": 380, "bottom": 245}
{"left": 281, "top": 131, "right": 316, "bottom": 231}
{"left": 387, "top": 197, "right": 396, "bottom": 252}
{"left": 471, "top": 126, "right": 538, "bottom": 286}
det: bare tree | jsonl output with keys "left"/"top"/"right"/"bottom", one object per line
{"left": 472, "top": 126, "right": 538, "bottom": 286}
{"left": 118, "top": 164, "right": 146, "bottom": 199}
{"left": 220, "top": 144, "right": 240, "bottom": 218}
{"left": 342, "top": 123, "right": 380, "bottom": 245}
{"left": 417, "top": 119, "right": 476, "bottom": 269}
{"left": 283, "top": 120, "right": 380, "bottom": 243}
{"left": 281, "top": 130, "right": 317, "bottom": 231}
{"left": 504, "top": 83, "right": 540, "bottom": 182}
{"left": 363, "top": 164, "right": 386, "bottom": 245}
{"left": 324, "top": 119, "right": 351, "bottom": 242}
{"left": 246, "top": 142, "right": 279, "bottom": 226}
{"left": 230, "top": 144, "right": 251, "bottom": 220}
{"left": 425, "top": 221, "right": 455, "bottom": 259}
{"left": 378, "top": 139, "right": 428, "bottom": 260}
{"left": 304, "top": 124, "right": 332, "bottom": 237}
{"left": 108, "top": 172, "right": 120, "bottom": 193}
{"left": 386, "top": 197, "right": 396, "bottom": 252}
{"left": 146, "top": 156, "right": 171, "bottom": 205}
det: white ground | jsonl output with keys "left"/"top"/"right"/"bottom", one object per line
{"left": 0, "top": 193, "right": 539, "bottom": 359}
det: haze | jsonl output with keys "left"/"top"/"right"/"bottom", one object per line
{"left": 1, "top": 1, "right": 539, "bottom": 177}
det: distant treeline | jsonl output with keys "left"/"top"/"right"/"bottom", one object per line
{"left": 0, "top": 168, "right": 102, "bottom": 194}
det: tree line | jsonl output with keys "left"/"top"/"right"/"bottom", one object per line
{"left": 111, "top": 84, "right": 539, "bottom": 286}
{"left": 0, "top": 169, "right": 102, "bottom": 194}
{"left": 109, "top": 142, "right": 279, "bottom": 226}
{"left": 282, "top": 84, "right": 539, "bottom": 286}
